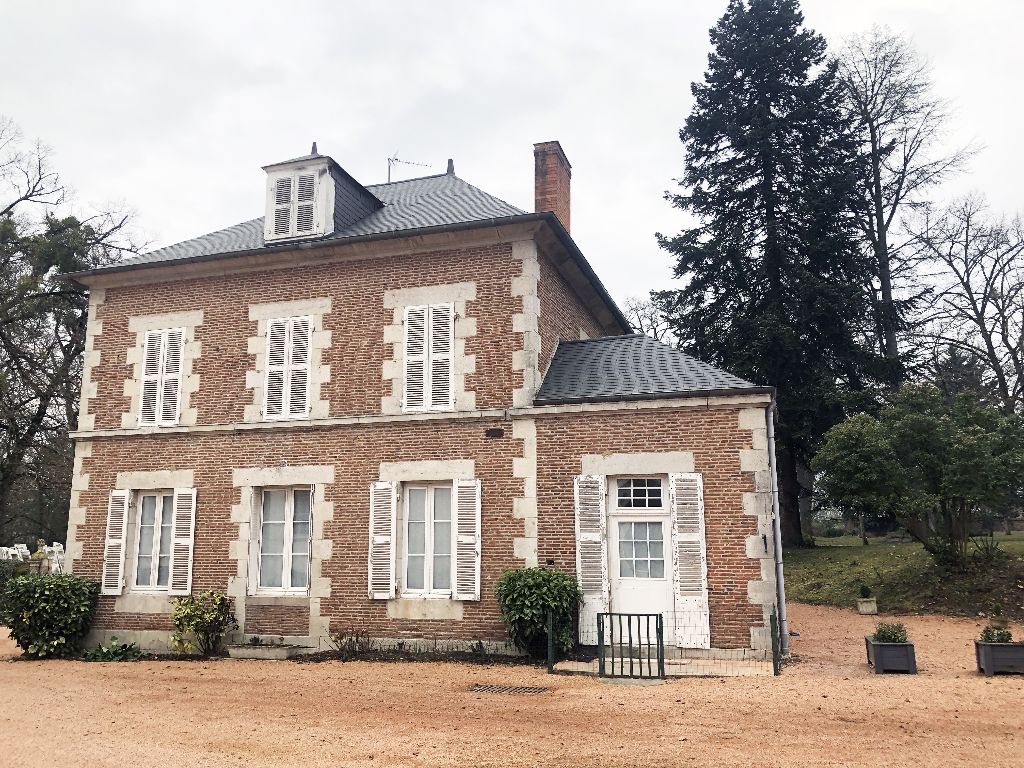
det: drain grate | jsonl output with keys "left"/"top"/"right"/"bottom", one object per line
{"left": 470, "top": 683, "right": 549, "bottom": 695}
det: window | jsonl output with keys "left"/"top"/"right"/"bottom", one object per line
{"left": 617, "top": 521, "right": 665, "bottom": 579}
{"left": 134, "top": 492, "right": 174, "bottom": 589}
{"left": 616, "top": 478, "right": 663, "bottom": 509}
{"left": 264, "top": 316, "right": 311, "bottom": 420}
{"left": 268, "top": 172, "right": 318, "bottom": 239}
{"left": 138, "top": 328, "right": 184, "bottom": 426}
{"left": 403, "top": 304, "right": 454, "bottom": 412}
{"left": 257, "top": 488, "right": 312, "bottom": 591}
{"left": 403, "top": 484, "right": 453, "bottom": 595}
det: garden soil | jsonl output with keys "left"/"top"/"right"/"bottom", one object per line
{"left": 1, "top": 603, "right": 1021, "bottom": 767}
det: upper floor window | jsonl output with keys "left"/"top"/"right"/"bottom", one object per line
{"left": 139, "top": 327, "right": 184, "bottom": 427}
{"left": 403, "top": 303, "right": 453, "bottom": 412}
{"left": 264, "top": 316, "right": 311, "bottom": 420}
{"left": 266, "top": 172, "right": 320, "bottom": 240}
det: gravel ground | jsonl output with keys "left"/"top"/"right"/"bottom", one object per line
{"left": 1, "top": 603, "right": 1021, "bottom": 767}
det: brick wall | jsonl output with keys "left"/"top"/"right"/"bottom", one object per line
{"left": 536, "top": 252, "right": 605, "bottom": 372}
{"left": 533, "top": 407, "right": 765, "bottom": 649}
{"left": 88, "top": 242, "right": 519, "bottom": 430}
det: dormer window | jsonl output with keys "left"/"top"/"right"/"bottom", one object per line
{"left": 265, "top": 169, "right": 323, "bottom": 241}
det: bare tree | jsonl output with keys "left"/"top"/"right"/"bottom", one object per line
{"left": 624, "top": 297, "right": 676, "bottom": 345}
{"left": 0, "top": 116, "right": 136, "bottom": 545}
{"left": 911, "top": 197, "right": 1024, "bottom": 414}
{"left": 837, "top": 27, "right": 973, "bottom": 385}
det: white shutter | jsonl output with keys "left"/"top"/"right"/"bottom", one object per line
{"left": 367, "top": 480, "right": 398, "bottom": 599}
{"left": 168, "top": 487, "right": 197, "bottom": 595}
{"left": 101, "top": 490, "right": 130, "bottom": 595}
{"left": 574, "top": 474, "right": 608, "bottom": 642}
{"left": 428, "top": 304, "right": 454, "bottom": 410}
{"left": 273, "top": 176, "right": 292, "bottom": 236}
{"left": 295, "top": 173, "right": 316, "bottom": 233}
{"left": 453, "top": 478, "right": 481, "bottom": 601}
{"left": 403, "top": 306, "right": 427, "bottom": 411}
{"left": 160, "top": 328, "right": 183, "bottom": 424}
{"left": 139, "top": 330, "right": 162, "bottom": 426}
{"left": 669, "top": 473, "right": 710, "bottom": 649}
{"left": 287, "top": 317, "right": 311, "bottom": 417}
{"left": 264, "top": 318, "right": 288, "bottom": 417}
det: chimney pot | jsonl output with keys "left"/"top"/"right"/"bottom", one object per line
{"left": 534, "top": 141, "right": 571, "bottom": 232}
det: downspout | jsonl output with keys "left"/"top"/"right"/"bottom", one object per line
{"left": 766, "top": 398, "right": 789, "bottom": 654}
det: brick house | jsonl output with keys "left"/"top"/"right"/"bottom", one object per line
{"left": 64, "top": 141, "right": 786, "bottom": 657}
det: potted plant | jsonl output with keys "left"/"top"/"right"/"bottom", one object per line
{"left": 856, "top": 584, "right": 877, "bottom": 615}
{"left": 988, "top": 603, "right": 1008, "bottom": 630}
{"left": 865, "top": 622, "right": 917, "bottom": 674}
{"left": 975, "top": 625, "right": 1024, "bottom": 676}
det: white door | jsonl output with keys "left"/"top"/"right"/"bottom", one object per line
{"left": 607, "top": 478, "right": 675, "bottom": 645}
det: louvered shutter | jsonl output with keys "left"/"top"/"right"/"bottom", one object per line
{"left": 168, "top": 487, "right": 197, "bottom": 595}
{"left": 287, "top": 317, "right": 311, "bottom": 417}
{"left": 574, "top": 475, "right": 608, "bottom": 641}
{"left": 264, "top": 318, "right": 288, "bottom": 417}
{"left": 273, "top": 176, "right": 292, "bottom": 236}
{"left": 139, "top": 330, "right": 162, "bottom": 426}
{"left": 160, "top": 328, "right": 183, "bottom": 424}
{"left": 428, "top": 304, "right": 454, "bottom": 410}
{"left": 453, "top": 478, "right": 481, "bottom": 601}
{"left": 668, "top": 473, "right": 710, "bottom": 649}
{"left": 403, "top": 306, "right": 427, "bottom": 411}
{"left": 367, "top": 481, "right": 397, "bottom": 599}
{"left": 295, "top": 173, "right": 316, "bottom": 233}
{"left": 101, "top": 490, "right": 130, "bottom": 595}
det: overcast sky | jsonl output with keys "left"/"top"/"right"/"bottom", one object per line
{"left": 2, "top": 1, "right": 1020, "bottom": 303}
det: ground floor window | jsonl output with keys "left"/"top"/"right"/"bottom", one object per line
{"left": 258, "top": 487, "right": 312, "bottom": 591}
{"left": 135, "top": 491, "right": 173, "bottom": 589}
{"left": 403, "top": 483, "right": 453, "bottom": 595}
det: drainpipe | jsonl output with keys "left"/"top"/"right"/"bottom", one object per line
{"left": 766, "top": 398, "right": 789, "bottom": 655}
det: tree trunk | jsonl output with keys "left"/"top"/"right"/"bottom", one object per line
{"left": 775, "top": 438, "right": 805, "bottom": 547}
{"left": 859, "top": 509, "right": 867, "bottom": 545}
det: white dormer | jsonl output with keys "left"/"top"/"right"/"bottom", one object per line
{"left": 262, "top": 145, "right": 383, "bottom": 244}
{"left": 263, "top": 153, "right": 334, "bottom": 242}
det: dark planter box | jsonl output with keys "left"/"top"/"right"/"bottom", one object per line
{"left": 975, "top": 641, "right": 1024, "bottom": 677}
{"left": 865, "top": 637, "right": 917, "bottom": 674}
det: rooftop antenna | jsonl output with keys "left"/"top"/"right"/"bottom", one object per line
{"left": 387, "top": 152, "right": 434, "bottom": 182}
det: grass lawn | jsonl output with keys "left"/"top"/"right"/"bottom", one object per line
{"left": 783, "top": 532, "right": 1024, "bottom": 620}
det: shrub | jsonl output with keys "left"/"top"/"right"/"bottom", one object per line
{"left": 170, "top": 591, "right": 237, "bottom": 655}
{"left": 979, "top": 626, "right": 1013, "bottom": 644}
{"left": 83, "top": 636, "right": 143, "bottom": 661}
{"left": 0, "top": 573, "right": 99, "bottom": 658}
{"left": 859, "top": 584, "right": 872, "bottom": 599}
{"left": 0, "top": 560, "right": 26, "bottom": 593}
{"left": 495, "top": 567, "right": 581, "bottom": 656}
{"left": 872, "top": 622, "right": 909, "bottom": 644}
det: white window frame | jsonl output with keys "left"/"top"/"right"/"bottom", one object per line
{"left": 402, "top": 303, "right": 454, "bottom": 413}
{"left": 137, "top": 327, "right": 185, "bottom": 427}
{"left": 613, "top": 476, "right": 666, "bottom": 511}
{"left": 256, "top": 486, "right": 313, "bottom": 594}
{"left": 401, "top": 482, "right": 455, "bottom": 598}
{"left": 262, "top": 316, "right": 312, "bottom": 421}
{"left": 131, "top": 490, "right": 174, "bottom": 592}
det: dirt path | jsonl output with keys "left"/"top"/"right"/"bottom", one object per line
{"left": 1, "top": 604, "right": 1021, "bottom": 767}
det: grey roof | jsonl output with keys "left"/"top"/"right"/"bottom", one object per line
{"left": 119, "top": 173, "right": 525, "bottom": 268}
{"left": 534, "top": 334, "right": 768, "bottom": 405}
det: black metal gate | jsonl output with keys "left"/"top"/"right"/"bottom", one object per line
{"left": 597, "top": 613, "right": 665, "bottom": 679}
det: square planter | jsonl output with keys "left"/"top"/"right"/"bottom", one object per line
{"left": 227, "top": 644, "right": 305, "bottom": 660}
{"left": 975, "top": 641, "right": 1024, "bottom": 676}
{"left": 865, "top": 637, "right": 917, "bottom": 674}
{"left": 856, "top": 598, "right": 878, "bottom": 615}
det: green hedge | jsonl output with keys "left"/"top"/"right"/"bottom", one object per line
{"left": 0, "top": 574, "right": 99, "bottom": 658}
{"left": 495, "top": 567, "right": 581, "bottom": 655}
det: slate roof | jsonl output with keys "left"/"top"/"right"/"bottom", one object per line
{"left": 115, "top": 173, "right": 525, "bottom": 268}
{"left": 534, "top": 334, "right": 769, "bottom": 405}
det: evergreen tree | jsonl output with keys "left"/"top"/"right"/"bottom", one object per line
{"left": 654, "top": 0, "right": 882, "bottom": 545}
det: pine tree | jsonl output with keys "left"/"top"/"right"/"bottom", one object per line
{"left": 654, "top": 0, "right": 882, "bottom": 545}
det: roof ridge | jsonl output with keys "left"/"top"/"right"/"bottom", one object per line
{"left": 559, "top": 333, "right": 645, "bottom": 344}
{"left": 365, "top": 171, "right": 452, "bottom": 188}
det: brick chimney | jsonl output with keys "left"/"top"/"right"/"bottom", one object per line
{"left": 534, "top": 141, "right": 571, "bottom": 232}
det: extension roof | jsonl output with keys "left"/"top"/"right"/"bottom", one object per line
{"left": 534, "top": 334, "right": 771, "bottom": 405}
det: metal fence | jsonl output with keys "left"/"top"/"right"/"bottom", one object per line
{"left": 597, "top": 613, "right": 665, "bottom": 679}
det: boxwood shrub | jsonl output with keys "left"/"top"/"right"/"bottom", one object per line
{"left": 0, "top": 573, "right": 99, "bottom": 658}
{"left": 495, "top": 567, "right": 581, "bottom": 656}
{"left": 872, "top": 622, "right": 909, "bottom": 644}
